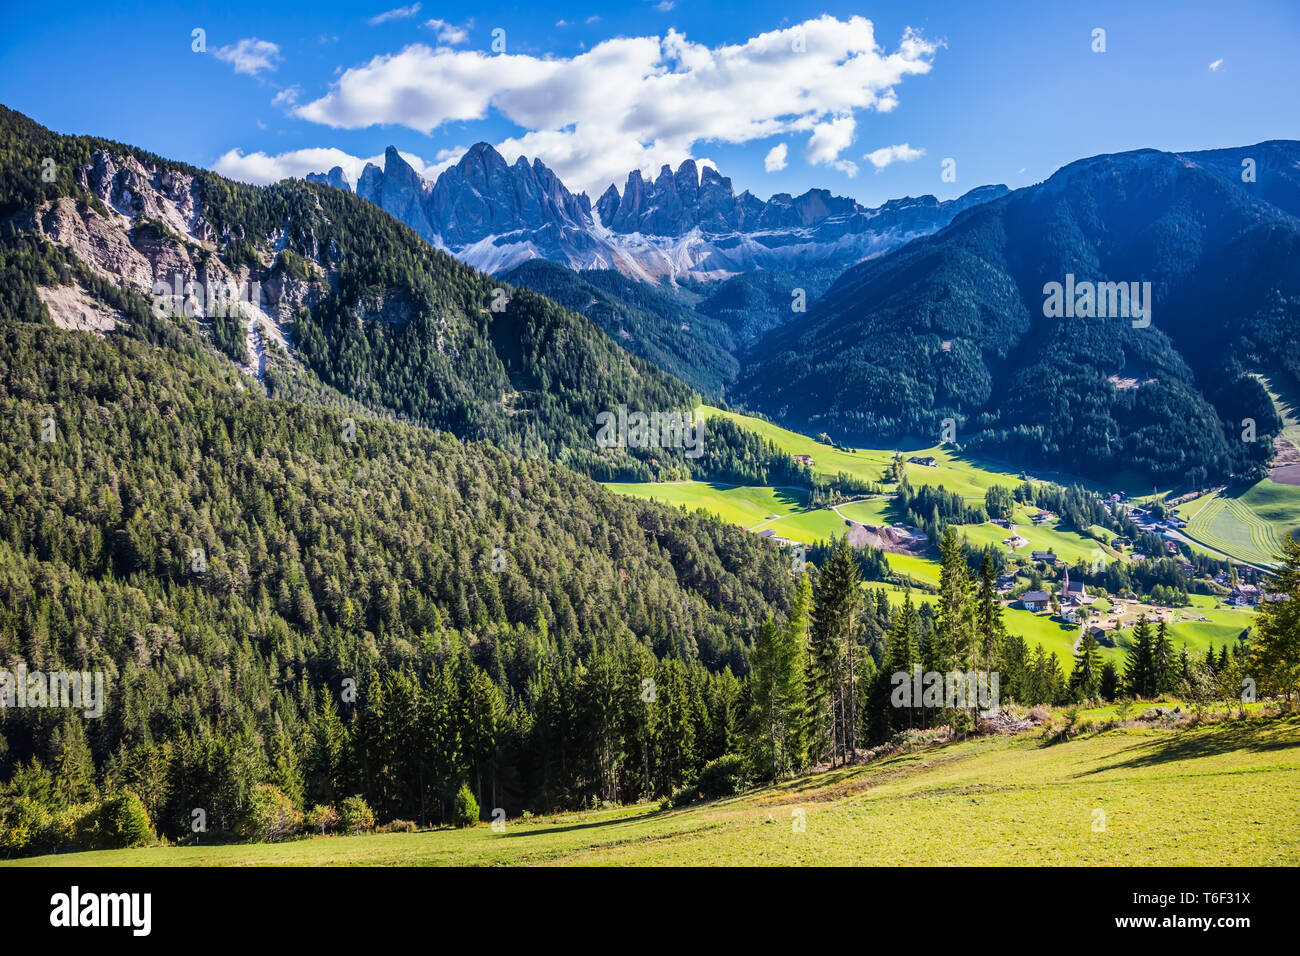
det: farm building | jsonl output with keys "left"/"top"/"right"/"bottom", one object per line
{"left": 1020, "top": 590, "right": 1051, "bottom": 612}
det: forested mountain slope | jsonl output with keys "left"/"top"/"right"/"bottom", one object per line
{"left": 0, "top": 316, "right": 796, "bottom": 838}
{"left": 739, "top": 142, "right": 1300, "bottom": 483}
{"left": 0, "top": 106, "right": 800, "bottom": 484}
{"left": 499, "top": 259, "right": 739, "bottom": 396}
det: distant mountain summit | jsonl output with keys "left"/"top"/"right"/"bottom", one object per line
{"left": 307, "top": 143, "right": 1008, "bottom": 279}
{"left": 737, "top": 140, "right": 1300, "bottom": 482}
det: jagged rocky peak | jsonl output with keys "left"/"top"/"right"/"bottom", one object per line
{"left": 306, "top": 143, "right": 1011, "bottom": 278}
{"left": 306, "top": 166, "right": 348, "bottom": 191}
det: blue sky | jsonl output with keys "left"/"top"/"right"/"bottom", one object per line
{"left": 2, "top": 0, "right": 1297, "bottom": 207}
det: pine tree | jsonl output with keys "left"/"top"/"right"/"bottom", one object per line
{"left": 808, "top": 538, "right": 863, "bottom": 765}
{"left": 1152, "top": 619, "right": 1176, "bottom": 696}
{"left": 876, "top": 591, "right": 921, "bottom": 736}
{"left": 1069, "top": 629, "right": 1102, "bottom": 701}
{"left": 975, "top": 550, "right": 1006, "bottom": 673}
{"left": 781, "top": 574, "right": 813, "bottom": 771}
{"left": 746, "top": 616, "right": 784, "bottom": 780}
{"left": 934, "top": 526, "right": 975, "bottom": 673}
{"left": 1126, "top": 614, "right": 1155, "bottom": 698}
{"left": 1251, "top": 534, "right": 1300, "bottom": 700}
{"left": 1099, "top": 660, "right": 1120, "bottom": 701}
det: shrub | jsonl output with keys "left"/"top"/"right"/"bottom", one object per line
{"left": 95, "top": 792, "right": 154, "bottom": 849}
{"left": 0, "top": 796, "right": 52, "bottom": 858}
{"left": 451, "top": 784, "right": 479, "bottom": 828}
{"left": 237, "top": 785, "right": 302, "bottom": 843}
{"left": 670, "top": 785, "right": 700, "bottom": 808}
{"left": 697, "top": 754, "right": 751, "bottom": 800}
{"left": 377, "top": 819, "right": 417, "bottom": 833}
{"left": 304, "top": 804, "right": 339, "bottom": 836}
{"left": 338, "top": 796, "right": 375, "bottom": 834}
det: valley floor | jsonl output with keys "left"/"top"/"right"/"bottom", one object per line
{"left": 11, "top": 715, "right": 1298, "bottom": 867}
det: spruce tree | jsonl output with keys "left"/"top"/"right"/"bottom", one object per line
{"left": 1251, "top": 534, "right": 1300, "bottom": 700}
{"left": 1069, "top": 629, "right": 1103, "bottom": 701}
{"left": 808, "top": 538, "right": 863, "bottom": 765}
{"left": 1152, "top": 619, "right": 1175, "bottom": 696}
{"left": 1126, "top": 614, "right": 1155, "bottom": 698}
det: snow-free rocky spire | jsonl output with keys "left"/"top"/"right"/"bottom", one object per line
{"left": 307, "top": 146, "right": 1010, "bottom": 278}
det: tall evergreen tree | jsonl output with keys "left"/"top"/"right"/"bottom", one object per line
{"left": 808, "top": 538, "right": 863, "bottom": 765}
{"left": 1252, "top": 534, "right": 1300, "bottom": 700}
{"left": 1069, "top": 628, "right": 1103, "bottom": 701}
{"left": 1126, "top": 614, "right": 1156, "bottom": 698}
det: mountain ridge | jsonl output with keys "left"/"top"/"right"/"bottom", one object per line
{"left": 737, "top": 140, "right": 1300, "bottom": 483}
{"left": 308, "top": 142, "right": 1009, "bottom": 280}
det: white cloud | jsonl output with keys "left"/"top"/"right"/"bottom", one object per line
{"left": 212, "top": 145, "right": 465, "bottom": 187}
{"left": 425, "top": 19, "right": 469, "bottom": 45}
{"left": 272, "top": 85, "right": 301, "bottom": 108}
{"left": 864, "top": 142, "right": 925, "bottom": 170}
{"left": 764, "top": 143, "right": 789, "bottom": 172}
{"left": 806, "top": 115, "right": 858, "bottom": 177}
{"left": 586, "top": 16, "right": 601, "bottom": 24}
{"left": 369, "top": 4, "right": 421, "bottom": 26}
{"left": 291, "top": 16, "right": 938, "bottom": 197}
{"left": 656, "top": 1, "right": 675, "bottom": 10}
{"left": 1209, "top": 58, "right": 1224, "bottom": 71}
{"left": 213, "top": 38, "right": 282, "bottom": 76}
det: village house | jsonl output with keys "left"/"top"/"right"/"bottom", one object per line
{"left": 1003, "top": 523, "right": 1029, "bottom": 549}
{"left": 908, "top": 455, "right": 937, "bottom": 467}
{"left": 1020, "top": 590, "right": 1051, "bottom": 612}
{"left": 792, "top": 454, "right": 815, "bottom": 467}
{"left": 1031, "top": 550, "right": 1058, "bottom": 564}
{"left": 1231, "top": 583, "right": 1262, "bottom": 607}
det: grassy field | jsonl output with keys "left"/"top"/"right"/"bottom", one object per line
{"left": 1256, "top": 372, "right": 1300, "bottom": 457}
{"left": 957, "top": 507, "right": 1108, "bottom": 566}
{"left": 603, "top": 481, "right": 806, "bottom": 529}
{"left": 1183, "top": 495, "right": 1283, "bottom": 567}
{"left": 1238, "top": 479, "right": 1300, "bottom": 539}
{"left": 699, "top": 405, "right": 1031, "bottom": 498}
{"left": 604, "top": 406, "right": 1267, "bottom": 672}
{"left": 13, "top": 716, "right": 1298, "bottom": 866}
{"left": 1177, "top": 480, "right": 1300, "bottom": 567}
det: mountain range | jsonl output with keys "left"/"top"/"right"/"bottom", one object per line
{"left": 4, "top": 104, "right": 1297, "bottom": 486}
{"left": 308, "top": 143, "right": 1008, "bottom": 280}
{"left": 738, "top": 141, "right": 1300, "bottom": 482}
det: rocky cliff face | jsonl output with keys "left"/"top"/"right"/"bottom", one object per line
{"left": 309, "top": 143, "right": 1009, "bottom": 280}
{"left": 24, "top": 148, "right": 324, "bottom": 388}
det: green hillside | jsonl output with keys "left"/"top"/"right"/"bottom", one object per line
{"left": 12, "top": 716, "right": 1297, "bottom": 866}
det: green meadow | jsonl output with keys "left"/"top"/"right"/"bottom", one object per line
{"left": 1181, "top": 489, "right": 1295, "bottom": 567}
{"left": 698, "top": 405, "right": 1030, "bottom": 498}
{"left": 602, "top": 480, "right": 806, "bottom": 529}
{"left": 13, "top": 716, "right": 1298, "bottom": 866}
{"left": 604, "top": 405, "right": 1269, "bottom": 673}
